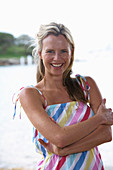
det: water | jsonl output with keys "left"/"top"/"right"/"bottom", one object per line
{"left": 0, "top": 57, "right": 113, "bottom": 169}
{"left": 0, "top": 65, "right": 40, "bottom": 169}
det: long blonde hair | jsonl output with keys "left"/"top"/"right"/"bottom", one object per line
{"left": 32, "top": 22, "right": 88, "bottom": 103}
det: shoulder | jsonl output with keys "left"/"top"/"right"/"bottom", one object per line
{"left": 85, "top": 76, "right": 101, "bottom": 95}
{"left": 85, "top": 76, "right": 102, "bottom": 114}
{"left": 75, "top": 75, "right": 102, "bottom": 113}
{"left": 19, "top": 87, "right": 38, "bottom": 98}
{"left": 19, "top": 86, "right": 44, "bottom": 108}
{"left": 85, "top": 76, "right": 97, "bottom": 87}
{"left": 75, "top": 75, "right": 94, "bottom": 86}
{"left": 74, "top": 74, "right": 97, "bottom": 90}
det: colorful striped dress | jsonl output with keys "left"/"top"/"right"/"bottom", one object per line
{"left": 32, "top": 75, "right": 104, "bottom": 170}
{"left": 13, "top": 75, "right": 104, "bottom": 170}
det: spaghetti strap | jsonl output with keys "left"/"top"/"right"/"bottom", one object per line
{"left": 30, "top": 85, "right": 42, "bottom": 95}
{"left": 30, "top": 85, "right": 47, "bottom": 109}
{"left": 75, "top": 74, "right": 90, "bottom": 103}
{"left": 12, "top": 85, "right": 47, "bottom": 119}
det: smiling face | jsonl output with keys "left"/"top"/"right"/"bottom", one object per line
{"left": 39, "top": 34, "right": 72, "bottom": 78}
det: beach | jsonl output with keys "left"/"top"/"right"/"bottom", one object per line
{"left": 0, "top": 56, "right": 113, "bottom": 169}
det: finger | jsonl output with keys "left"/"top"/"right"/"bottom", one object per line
{"left": 38, "top": 138, "right": 47, "bottom": 148}
{"left": 108, "top": 108, "right": 112, "bottom": 112}
{"left": 102, "top": 98, "right": 106, "bottom": 105}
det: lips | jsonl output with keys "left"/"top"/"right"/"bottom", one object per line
{"left": 51, "top": 63, "right": 63, "bottom": 67}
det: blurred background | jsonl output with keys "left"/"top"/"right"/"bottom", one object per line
{"left": 0, "top": 0, "right": 113, "bottom": 169}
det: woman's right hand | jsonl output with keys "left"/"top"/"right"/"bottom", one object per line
{"left": 97, "top": 98, "right": 113, "bottom": 125}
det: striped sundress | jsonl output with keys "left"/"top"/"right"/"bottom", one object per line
{"left": 32, "top": 75, "right": 104, "bottom": 170}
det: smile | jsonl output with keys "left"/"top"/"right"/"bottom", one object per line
{"left": 51, "top": 63, "right": 63, "bottom": 67}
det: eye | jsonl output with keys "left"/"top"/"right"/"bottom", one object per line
{"left": 46, "top": 50, "right": 54, "bottom": 54}
{"left": 61, "top": 49, "right": 68, "bottom": 53}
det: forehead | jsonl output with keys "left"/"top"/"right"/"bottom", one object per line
{"left": 42, "top": 34, "right": 70, "bottom": 49}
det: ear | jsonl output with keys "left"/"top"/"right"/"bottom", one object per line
{"left": 38, "top": 51, "right": 42, "bottom": 59}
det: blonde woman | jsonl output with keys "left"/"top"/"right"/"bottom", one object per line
{"left": 19, "top": 23, "right": 113, "bottom": 169}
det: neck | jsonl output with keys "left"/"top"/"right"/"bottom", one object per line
{"left": 43, "top": 74, "right": 64, "bottom": 90}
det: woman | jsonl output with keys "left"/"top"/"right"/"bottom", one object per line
{"left": 19, "top": 22, "right": 113, "bottom": 169}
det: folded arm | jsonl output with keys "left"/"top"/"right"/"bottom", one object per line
{"left": 19, "top": 87, "right": 103, "bottom": 147}
{"left": 19, "top": 77, "right": 113, "bottom": 148}
{"left": 57, "top": 125, "right": 112, "bottom": 156}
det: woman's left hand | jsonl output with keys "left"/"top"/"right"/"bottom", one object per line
{"left": 38, "top": 138, "right": 60, "bottom": 155}
{"left": 38, "top": 116, "right": 62, "bottom": 155}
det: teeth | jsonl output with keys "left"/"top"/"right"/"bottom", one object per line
{"left": 51, "top": 64, "right": 63, "bottom": 67}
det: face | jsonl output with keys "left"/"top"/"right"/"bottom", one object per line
{"left": 39, "top": 34, "right": 72, "bottom": 77}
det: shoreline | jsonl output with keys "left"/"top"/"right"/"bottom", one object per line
{"left": 0, "top": 58, "right": 20, "bottom": 66}
{"left": 0, "top": 57, "right": 34, "bottom": 66}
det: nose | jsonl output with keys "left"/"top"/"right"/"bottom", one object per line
{"left": 54, "top": 52, "right": 61, "bottom": 60}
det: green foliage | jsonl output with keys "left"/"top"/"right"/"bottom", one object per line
{"left": 0, "top": 32, "right": 33, "bottom": 58}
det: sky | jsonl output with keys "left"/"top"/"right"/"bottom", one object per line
{"left": 0, "top": 0, "right": 113, "bottom": 58}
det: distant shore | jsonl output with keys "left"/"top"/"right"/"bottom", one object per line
{"left": 0, "top": 58, "right": 20, "bottom": 66}
{"left": 0, "top": 57, "right": 34, "bottom": 66}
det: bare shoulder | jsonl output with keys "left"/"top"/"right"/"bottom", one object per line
{"left": 85, "top": 76, "right": 100, "bottom": 92}
{"left": 19, "top": 87, "right": 44, "bottom": 108}
{"left": 85, "top": 76, "right": 102, "bottom": 114}
{"left": 19, "top": 87, "right": 39, "bottom": 99}
{"left": 85, "top": 76, "right": 97, "bottom": 87}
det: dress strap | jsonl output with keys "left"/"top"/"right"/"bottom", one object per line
{"left": 12, "top": 85, "right": 47, "bottom": 119}
{"left": 30, "top": 85, "right": 47, "bottom": 109}
{"left": 75, "top": 74, "right": 90, "bottom": 103}
{"left": 12, "top": 87, "right": 24, "bottom": 119}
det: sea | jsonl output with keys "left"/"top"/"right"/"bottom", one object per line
{"left": 0, "top": 54, "right": 113, "bottom": 169}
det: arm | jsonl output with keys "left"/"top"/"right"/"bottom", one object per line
{"left": 58, "top": 125, "right": 112, "bottom": 156}
{"left": 39, "top": 124, "right": 112, "bottom": 156}
{"left": 57, "top": 77, "right": 112, "bottom": 154}
{"left": 38, "top": 77, "right": 112, "bottom": 154}
{"left": 19, "top": 80, "right": 113, "bottom": 148}
{"left": 62, "top": 76, "right": 112, "bottom": 153}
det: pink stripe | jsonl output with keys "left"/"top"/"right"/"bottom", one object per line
{"left": 45, "top": 155, "right": 59, "bottom": 170}
{"left": 37, "top": 160, "right": 44, "bottom": 166}
{"left": 101, "top": 166, "right": 104, "bottom": 170}
{"left": 70, "top": 102, "right": 84, "bottom": 125}
{"left": 92, "top": 147, "right": 102, "bottom": 170}
{"left": 55, "top": 156, "right": 66, "bottom": 170}
{"left": 81, "top": 105, "right": 90, "bottom": 122}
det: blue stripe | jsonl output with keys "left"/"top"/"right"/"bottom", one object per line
{"left": 38, "top": 132, "right": 47, "bottom": 158}
{"left": 65, "top": 154, "right": 77, "bottom": 169}
{"left": 46, "top": 104, "right": 57, "bottom": 116}
{"left": 41, "top": 145, "right": 46, "bottom": 158}
{"left": 38, "top": 132, "right": 48, "bottom": 143}
{"left": 53, "top": 103, "right": 67, "bottom": 121}
{"left": 32, "top": 127, "right": 35, "bottom": 142}
{"left": 73, "top": 151, "right": 87, "bottom": 170}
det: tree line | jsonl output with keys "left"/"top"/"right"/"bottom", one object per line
{"left": 0, "top": 32, "right": 34, "bottom": 58}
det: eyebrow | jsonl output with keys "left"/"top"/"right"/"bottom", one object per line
{"left": 45, "top": 48, "right": 54, "bottom": 51}
{"left": 45, "top": 47, "right": 69, "bottom": 50}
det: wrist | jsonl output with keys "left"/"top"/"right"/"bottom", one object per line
{"left": 56, "top": 147, "right": 66, "bottom": 156}
{"left": 53, "top": 146, "right": 62, "bottom": 156}
{"left": 94, "top": 113, "right": 105, "bottom": 125}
